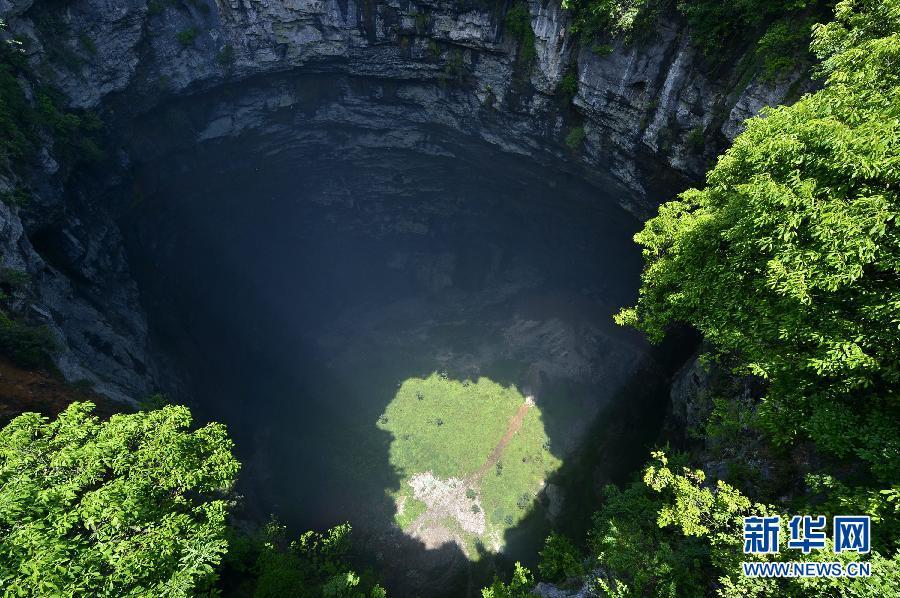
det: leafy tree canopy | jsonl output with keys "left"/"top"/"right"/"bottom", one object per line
{"left": 561, "top": 0, "right": 822, "bottom": 52}
{"left": 224, "top": 519, "right": 386, "bottom": 598}
{"left": 0, "top": 402, "right": 240, "bottom": 596}
{"left": 538, "top": 531, "right": 585, "bottom": 582}
{"left": 576, "top": 2, "right": 900, "bottom": 595}
{"left": 616, "top": 0, "right": 900, "bottom": 483}
{"left": 561, "top": 0, "right": 655, "bottom": 39}
{"left": 481, "top": 562, "right": 535, "bottom": 598}
{"left": 589, "top": 453, "right": 900, "bottom": 596}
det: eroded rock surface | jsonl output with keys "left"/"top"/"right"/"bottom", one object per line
{"left": 0, "top": 0, "right": 810, "bottom": 401}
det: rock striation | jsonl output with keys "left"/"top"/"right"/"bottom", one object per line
{"left": 0, "top": 0, "right": 813, "bottom": 400}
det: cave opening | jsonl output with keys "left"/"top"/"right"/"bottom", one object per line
{"left": 109, "top": 76, "right": 686, "bottom": 595}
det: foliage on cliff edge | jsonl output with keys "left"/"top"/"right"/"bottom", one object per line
{"left": 0, "top": 402, "right": 239, "bottom": 596}
{"left": 605, "top": 0, "right": 900, "bottom": 593}
{"left": 617, "top": 0, "right": 900, "bottom": 488}
{"left": 488, "top": 1, "right": 900, "bottom": 595}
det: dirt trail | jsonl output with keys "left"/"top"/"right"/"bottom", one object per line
{"left": 467, "top": 395, "right": 533, "bottom": 483}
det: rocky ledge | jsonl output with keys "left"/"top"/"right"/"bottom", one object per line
{"left": 0, "top": 0, "right": 813, "bottom": 400}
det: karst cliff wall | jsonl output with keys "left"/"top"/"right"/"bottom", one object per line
{"left": 0, "top": 0, "right": 811, "bottom": 400}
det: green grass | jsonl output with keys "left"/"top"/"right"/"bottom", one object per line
{"left": 393, "top": 495, "right": 427, "bottom": 529}
{"left": 380, "top": 375, "right": 520, "bottom": 478}
{"left": 479, "top": 405, "right": 557, "bottom": 528}
{"left": 378, "top": 374, "right": 560, "bottom": 546}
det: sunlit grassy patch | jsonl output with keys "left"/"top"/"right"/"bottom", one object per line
{"left": 377, "top": 373, "right": 560, "bottom": 551}
{"left": 479, "top": 406, "right": 557, "bottom": 529}
{"left": 393, "top": 494, "right": 427, "bottom": 529}
{"left": 380, "top": 374, "right": 519, "bottom": 477}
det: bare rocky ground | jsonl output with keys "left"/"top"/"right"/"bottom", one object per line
{"left": 408, "top": 472, "right": 485, "bottom": 550}
{"left": 0, "top": 356, "right": 122, "bottom": 425}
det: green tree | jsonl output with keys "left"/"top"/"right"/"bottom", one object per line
{"left": 565, "top": 126, "right": 587, "bottom": 150}
{"left": 677, "top": 1, "right": 817, "bottom": 54}
{"left": 587, "top": 455, "right": 713, "bottom": 596}
{"left": 538, "top": 531, "right": 584, "bottom": 582}
{"left": 589, "top": 453, "right": 900, "bottom": 596}
{"left": 482, "top": 562, "right": 534, "bottom": 598}
{"left": 561, "top": 0, "right": 652, "bottom": 39}
{"left": 222, "top": 519, "right": 385, "bottom": 597}
{"left": 0, "top": 18, "right": 104, "bottom": 176}
{"left": 560, "top": 1, "right": 825, "bottom": 58}
{"left": 0, "top": 19, "right": 37, "bottom": 165}
{"left": 616, "top": 0, "right": 900, "bottom": 483}
{"left": 604, "top": 2, "right": 900, "bottom": 594}
{"left": 506, "top": 4, "right": 537, "bottom": 64}
{"left": 177, "top": 27, "right": 198, "bottom": 47}
{"left": 0, "top": 402, "right": 240, "bottom": 596}
{"left": 0, "top": 310, "right": 56, "bottom": 368}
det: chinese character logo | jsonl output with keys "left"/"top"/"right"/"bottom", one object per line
{"left": 787, "top": 515, "right": 827, "bottom": 554}
{"left": 834, "top": 516, "right": 870, "bottom": 554}
{"left": 743, "top": 516, "right": 780, "bottom": 554}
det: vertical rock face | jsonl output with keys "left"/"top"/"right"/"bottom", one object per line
{"left": 530, "top": 0, "right": 575, "bottom": 94}
{"left": 7, "top": 0, "right": 810, "bottom": 193}
{"left": 0, "top": 0, "right": 813, "bottom": 400}
{"left": 0, "top": 178, "right": 158, "bottom": 403}
{"left": 669, "top": 353, "right": 716, "bottom": 436}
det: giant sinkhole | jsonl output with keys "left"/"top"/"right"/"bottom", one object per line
{"left": 87, "top": 72, "right": 688, "bottom": 595}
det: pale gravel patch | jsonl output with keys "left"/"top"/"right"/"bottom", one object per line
{"left": 408, "top": 471, "right": 485, "bottom": 536}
